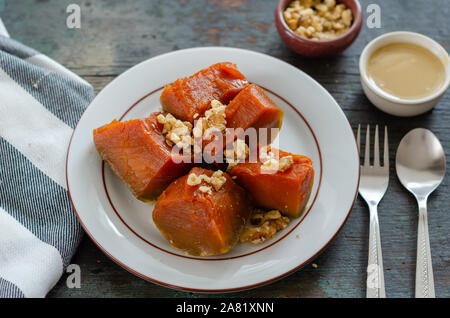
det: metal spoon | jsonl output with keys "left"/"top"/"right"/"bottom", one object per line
{"left": 395, "top": 128, "right": 446, "bottom": 298}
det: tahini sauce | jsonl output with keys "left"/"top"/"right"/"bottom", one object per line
{"left": 367, "top": 43, "right": 445, "bottom": 100}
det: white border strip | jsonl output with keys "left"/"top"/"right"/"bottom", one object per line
{"left": 0, "top": 207, "right": 63, "bottom": 298}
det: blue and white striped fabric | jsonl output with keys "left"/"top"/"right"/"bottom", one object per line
{"left": 0, "top": 20, "right": 94, "bottom": 297}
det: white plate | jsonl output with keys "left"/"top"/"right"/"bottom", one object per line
{"left": 66, "top": 47, "right": 359, "bottom": 292}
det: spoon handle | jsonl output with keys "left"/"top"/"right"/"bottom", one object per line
{"left": 416, "top": 199, "right": 435, "bottom": 298}
{"left": 366, "top": 204, "right": 386, "bottom": 298}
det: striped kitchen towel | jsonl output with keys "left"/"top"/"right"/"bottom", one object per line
{"left": 0, "top": 20, "right": 94, "bottom": 297}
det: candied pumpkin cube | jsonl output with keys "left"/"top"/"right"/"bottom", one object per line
{"left": 225, "top": 84, "right": 283, "bottom": 146}
{"left": 93, "top": 113, "right": 192, "bottom": 200}
{"left": 230, "top": 148, "right": 314, "bottom": 218}
{"left": 202, "top": 84, "right": 284, "bottom": 163}
{"left": 160, "top": 62, "right": 248, "bottom": 123}
{"left": 153, "top": 167, "right": 252, "bottom": 256}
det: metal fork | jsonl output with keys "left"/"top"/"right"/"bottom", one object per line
{"left": 357, "top": 124, "right": 389, "bottom": 298}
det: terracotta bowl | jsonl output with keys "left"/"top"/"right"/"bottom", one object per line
{"left": 275, "top": 0, "right": 363, "bottom": 57}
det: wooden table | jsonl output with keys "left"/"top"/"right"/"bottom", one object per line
{"left": 2, "top": 0, "right": 448, "bottom": 298}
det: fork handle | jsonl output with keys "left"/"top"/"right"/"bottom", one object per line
{"left": 366, "top": 205, "right": 386, "bottom": 298}
{"left": 415, "top": 198, "right": 435, "bottom": 298}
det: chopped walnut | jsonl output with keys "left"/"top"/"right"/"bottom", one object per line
{"left": 187, "top": 173, "right": 203, "bottom": 186}
{"left": 210, "top": 170, "right": 227, "bottom": 191}
{"left": 260, "top": 158, "right": 279, "bottom": 172}
{"left": 250, "top": 209, "right": 284, "bottom": 225}
{"left": 225, "top": 139, "right": 249, "bottom": 171}
{"left": 260, "top": 151, "right": 294, "bottom": 173}
{"left": 198, "top": 185, "right": 212, "bottom": 195}
{"left": 341, "top": 8, "right": 352, "bottom": 26}
{"left": 258, "top": 145, "right": 275, "bottom": 162}
{"left": 279, "top": 155, "right": 294, "bottom": 172}
{"left": 283, "top": 0, "right": 353, "bottom": 41}
{"left": 157, "top": 113, "right": 193, "bottom": 149}
{"left": 193, "top": 117, "right": 207, "bottom": 139}
{"left": 156, "top": 113, "right": 166, "bottom": 124}
{"left": 240, "top": 209, "right": 290, "bottom": 244}
{"left": 186, "top": 170, "right": 227, "bottom": 193}
{"left": 157, "top": 99, "right": 227, "bottom": 155}
{"left": 195, "top": 99, "right": 227, "bottom": 141}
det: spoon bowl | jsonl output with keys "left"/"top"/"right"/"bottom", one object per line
{"left": 395, "top": 128, "right": 446, "bottom": 298}
{"left": 396, "top": 128, "right": 446, "bottom": 198}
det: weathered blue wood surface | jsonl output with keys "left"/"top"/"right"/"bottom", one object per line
{"left": 1, "top": 0, "right": 448, "bottom": 297}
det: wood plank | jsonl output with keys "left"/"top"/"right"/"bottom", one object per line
{"left": 2, "top": 0, "right": 448, "bottom": 297}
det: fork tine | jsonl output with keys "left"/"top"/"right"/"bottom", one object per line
{"left": 384, "top": 126, "right": 389, "bottom": 169}
{"left": 357, "top": 124, "right": 361, "bottom": 155}
{"left": 374, "top": 125, "right": 380, "bottom": 167}
{"left": 364, "top": 124, "right": 370, "bottom": 166}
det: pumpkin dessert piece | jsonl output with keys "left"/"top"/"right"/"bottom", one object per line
{"left": 160, "top": 62, "right": 248, "bottom": 123}
{"left": 153, "top": 167, "right": 252, "bottom": 256}
{"left": 93, "top": 113, "right": 193, "bottom": 200}
{"left": 230, "top": 148, "right": 314, "bottom": 218}
{"left": 225, "top": 84, "right": 283, "bottom": 146}
{"left": 197, "top": 84, "right": 284, "bottom": 164}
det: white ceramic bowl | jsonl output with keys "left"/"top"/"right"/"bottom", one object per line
{"left": 359, "top": 31, "right": 450, "bottom": 117}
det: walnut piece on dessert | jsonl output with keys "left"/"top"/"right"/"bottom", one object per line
{"left": 210, "top": 170, "right": 227, "bottom": 191}
{"left": 194, "top": 99, "right": 227, "bottom": 141}
{"left": 198, "top": 185, "right": 212, "bottom": 195}
{"left": 186, "top": 170, "right": 227, "bottom": 194}
{"left": 158, "top": 99, "right": 228, "bottom": 156}
{"left": 260, "top": 158, "right": 279, "bottom": 172}
{"left": 157, "top": 113, "right": 193, "bottom": 149}
{"left": 260, "top": 155, "right": 294, "bottom": 173}
{"left": 279, "top": 155, "right": 294, "bottom": 172}
{"left": 187, "top": 173, "right": 203, "bottom": 186}
{"left": 225, "top": 139, "right": 249, "bottom": 171}
{"left": 240, "top": 209, "right": 290, "bottom": 244}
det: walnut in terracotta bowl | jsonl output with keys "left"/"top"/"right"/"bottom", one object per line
{"left": 275, "top": 0, "right": 363, "bottom": 57}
